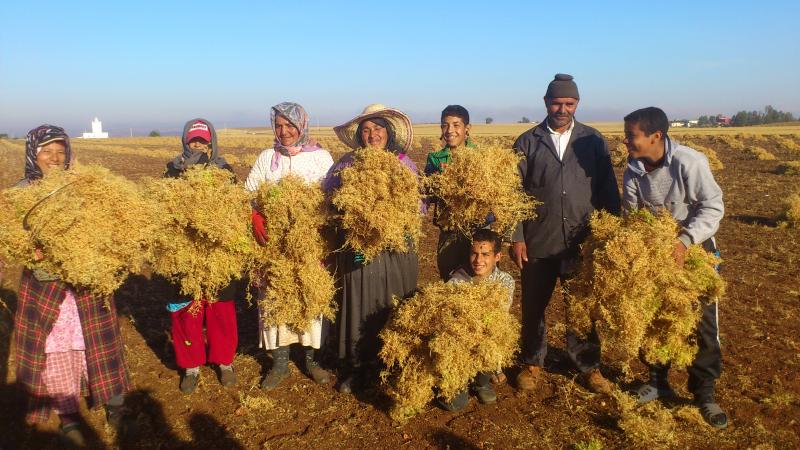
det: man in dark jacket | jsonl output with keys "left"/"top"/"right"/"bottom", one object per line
{"left": 511, "top": 74, "right": 621, "bottom": 393}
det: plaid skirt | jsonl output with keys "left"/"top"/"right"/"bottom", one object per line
{"left": 14, "top": 270, "right": 131, "bottom": 423}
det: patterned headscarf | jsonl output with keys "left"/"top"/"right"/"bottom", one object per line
{"left": 24, "top": 124, "right": 72, "bottom": 181}
{"left": 270, "top": 102, "right": 320, "bottom": 171}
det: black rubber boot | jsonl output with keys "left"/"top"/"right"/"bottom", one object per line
{"left": 337, "top": 364, "right": 362, "bottom": 394}
{"left": 105, "top": 394, "right": 127, "bottom": 430}
{"left": 438, "top": 389, "right": 469, "bottom": 412}
{"left": 303, "top": 347, "right": 331, "bottom": 384}
{"left": 59, "top": 414, "right": 86, "bottom": 448}
{"left": 473, "top": 372, "right": 497, "bottom": 404}
{"left": 261, "top": 346, "right": 290, "bottom": 390}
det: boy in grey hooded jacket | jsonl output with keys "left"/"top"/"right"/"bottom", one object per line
{"left": 622, "top": 106, "right": 727, "bottom": 429}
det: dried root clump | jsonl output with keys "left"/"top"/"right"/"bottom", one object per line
{"left": 608, "top": 389, "right": 678, "bottom": 446}
{"left": 331, "top": 148, "right": 421, "bottom": 261}
{"left": 143, "top": 166, "right": 255, "bottom": 301}
{"left": 773, "top": 135, "right": 800, "bottom": 153}
{"left": 425, "top": 145, "right": 539, "bottom": 238}
{"left": 0, "top": 164, "right": 155, "bottom": 297}
{"left": 379, "top": 281, "right": 519, "bottom": 422}
{"left": 611, "top": 142, "right": 629, "bottom": 167}
{"left": 566, "top": 210, "right": 725, "bottom": 378}
{"left": 778, "top": 191, "right": 800, "bottom": 229}
{"left": 253, "top": 174, "right": 336, "bottom": 330}
{"left": 748, "top": 147, "right": 777, "bottom": 160}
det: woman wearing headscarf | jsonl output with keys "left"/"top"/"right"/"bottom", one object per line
{"left": 245, "top": 102, "right": 335, "bottom": 390}
{"left": 13, "top": 125, "right": 132, "bottom": 446}
{"left": 163, "top": 118, "right": 240, "bottom": 394}
{"left": 323, "top": 104, "right": 422, "bottom": 394}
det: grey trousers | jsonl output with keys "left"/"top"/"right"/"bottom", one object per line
{"left": 647, "top": 298, "right": 722, "bottom": 401}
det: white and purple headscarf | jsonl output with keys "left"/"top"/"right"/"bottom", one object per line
{"left": 270, "top": 102, "right": 321, "bottom": 171}
{"left": 24, "top": 124, "right": 72, "bottom": 181}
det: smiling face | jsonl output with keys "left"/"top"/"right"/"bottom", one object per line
{"left": 544, "top": 97, "right": 579, "bottom": 132}
{"left": 36, "top": 140, "right": 67, "bottom": 175}
{"left": 360, "top": 119, "right": 389, "bottom": 149}
{"left": 441, "top": 115, "right": 471, "bottom": 148}
{"left": 624, "top": 121, "right": 665, "bottom": 164}
{"left": 470, "top": 240, "right": 501, "bottom": 280}
{"left": 274, "top": 114, "right": 301, "bottom": 146}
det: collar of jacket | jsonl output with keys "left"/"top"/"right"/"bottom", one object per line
{"left": 532, "top": 119, "right": 590, "bottom": 154}
{"left": 627, "top": 135, "right": 676, "bottom": 177}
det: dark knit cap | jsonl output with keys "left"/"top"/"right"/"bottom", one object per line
{"left": 545, "top": 73, "right": 580, "bottom": 99}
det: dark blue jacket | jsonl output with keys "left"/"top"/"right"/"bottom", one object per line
{"left": 512, "top": 120, "right": 621, "bottom": 259}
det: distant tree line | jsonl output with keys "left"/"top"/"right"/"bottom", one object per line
{"left": 730, "top": 105, "right": 796, "bottom": 127}
{"left": 696, "top": 105, "right": 796, "bottom": 127}
{"left": 696, "top": 116, "right": 718, "bottom": 127}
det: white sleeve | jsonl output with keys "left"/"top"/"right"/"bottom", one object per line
{"left": 245, "top": 149, "right": 272, "bottom": 192}
{"left": 318, "top": 151, "right": 334, "bottom": 178}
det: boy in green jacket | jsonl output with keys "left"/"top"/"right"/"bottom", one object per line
{"left": 425, "top": 105, "right": 481, "bottom": 280}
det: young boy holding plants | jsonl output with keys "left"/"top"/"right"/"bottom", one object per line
{"left": 164, "top": 119, "right": 239, "bottom": 394}
{"left": 425, "top": 105, "right": 483, "bottom": 280}
{"left": 439, "top": 228, "right": 515, "bottom": 411}
{"left": 622, "top": 107, "right": 727, "bottom": 429}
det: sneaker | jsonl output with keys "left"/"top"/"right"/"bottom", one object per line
{"left": 438, "top": 390, "right": 469, "bottom": 412}
{"left": 474, "top": 384, "right": 497, "bottom": 404}
{"left": 581, "top": 368, "right": 614, "bottom": 394}
{"left": 220, "top": 366, "right": 237, "bottom": 387}
{"left": 698, "top": 401, "right": 729, "bottom": 429}
{"left": 515, "top": 365, "right": 542, "bottom": 391}
{"left": 59, "top": 422, "right": 86, "bottom": 448}
{"left": 180, "top": 372, "right": 199, "bottom": 394}
{"left": 634, "top": 383, "right": 676, "bottom": 405}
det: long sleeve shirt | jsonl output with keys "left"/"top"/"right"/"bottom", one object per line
{"left": 245, "top": 148, "right": 334, "bottom": 192}
{"left": 623, "top": 137, "right": 724, "bottom": 248}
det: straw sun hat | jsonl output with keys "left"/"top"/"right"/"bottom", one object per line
{"left": 334, "top": 103, "right": 413, "bottom": 152}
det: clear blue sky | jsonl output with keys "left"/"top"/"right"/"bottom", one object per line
{"left": 1, "top": 0, "right": 798, "bottom": 136}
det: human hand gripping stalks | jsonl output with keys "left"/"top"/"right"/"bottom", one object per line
{"left": 565, "top": 209, "right": 725, "bottom": 379}
{"left": 331, "top": 148, "right": 422, "bottom": 262}
{"left": 143, "top": 166, "right": 255, "bottom": 304}
{"left": 379, "top": 281, "right": 520, "bottom": 422}
{"left": 252, "top": 174, "right": 337, "bottom": 330}
{"left": 424, "top": 145, "right": 539, "bottom": 239}
{"left": 0, "top": 164, "right": 156, "bottom": 299}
